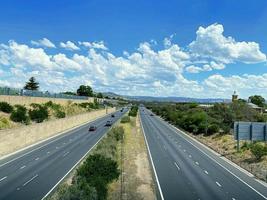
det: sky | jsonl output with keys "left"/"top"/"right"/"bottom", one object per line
{"left": 0, "top": 0, "right": 267, "bottom": 99}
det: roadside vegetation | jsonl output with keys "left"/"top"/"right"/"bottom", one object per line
{"left": 0, "top": 100, "right": 102, "bottom": 130}
{"left": 146, "top": 98, "right": 267, "bottom": 182}
{"left": 47, "top": 126, "right": 124, "bottom": 200}
{"left": 128, "top": 105, "right": 138, "bottom": 117}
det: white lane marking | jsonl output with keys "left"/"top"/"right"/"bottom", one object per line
{"left": 23, "top": 174, "right": 38, "bottom": 186}
{"left": 20, "top": 165, "right": 26, "bottom": 169}
{"left": 232, "top": 198, "right": 236, "bottom": 200}
{"left": 47, "top": 151, "right": 50, "bottom": 154}
{"left": 35, "top": 157, "right": 39, "bottom": 161}
{"left": 41, "top": 121, "right": 116, "bottom": 200}
{"left": 189, "top": 155, "right": 192, "bottom": 158}
{"left": 195, "top": 161, "right": 199, "bottom": 165}
{"left": 138, "top": 113, "right": 165, "bottom": 200}
{"left": 0, "top": 112, "right": 110, "bottom": 167}
{"left": 62, "top": 152, "right": 69, "bottom": 157}
{"left": 63, "top": 142, "right": 66, "bottom": 145}
{"left": 204, "top": 170, "right": 209, "bottom": 175}
{"left": 183, "top": 149, "right": 186, "bottom": 152}
{"left": 56, "top": 146, "right": 59, "bottom": 149}
{"left": 157, "top": 117, "right": 267, "bottom": 199}
{"left": 216, "top": 181, "right": 222, "bottom": 187}
{"left": 0, "top": 176, "right": 7, "bottom": 182}
{"left": 174, "top": 162, "right": 180, "bottom": 171}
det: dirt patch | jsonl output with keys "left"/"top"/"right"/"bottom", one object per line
{"left": 108, "top": 114, "right": 155, "bottom": 200}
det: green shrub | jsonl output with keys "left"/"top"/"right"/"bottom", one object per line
{"left": 77, "top": 154, "right": 120, "bottom": 200}
{"left": 250, "top": 143, "right": 267, "bottom": 161}
{"left": 120, "top": 116, "right": 130, "bottom": 123}
{"left": 113, "top": 126, "right": 124, "bottom": 141}
{"left": 128, "top": 106, "right": 138, "bottom": 117}
{"left": 10, "top": 105, "right": 29, "bottom": 124}
{"left": 205, "top": 124, "right": 219, "bottom": 136}
{"left": 29, "top": 104, "right": 49, "bottom": 123}
{"left": 55, "top": 110, "right": 66, "bottom": 118}
{"left": 0, "top": 117, "right": 11, "bottom": 129}
{"left": 0, "top": 102, "right": 13, "bottom": 113}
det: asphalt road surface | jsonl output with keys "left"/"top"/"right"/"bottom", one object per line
{"left": 0, "top": 108, "right": 127, "bottom": 200}
{"left": 140, "top": 107, "right": 267, "bottom": 200}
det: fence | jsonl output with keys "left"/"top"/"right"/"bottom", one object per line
{"left": 0, "top": 86, "right": 88, "bottom": 100}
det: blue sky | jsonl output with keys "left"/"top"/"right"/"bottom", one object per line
{"left": 0, "top": 0, "right": 267, "bottom": 98}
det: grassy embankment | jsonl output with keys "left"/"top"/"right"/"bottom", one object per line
{"left": 0, "top": 100, "right": 102, "bottom": 130}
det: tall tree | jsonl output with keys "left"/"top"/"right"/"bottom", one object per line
{"left": 249, "top": 95, "right": 265, "bottom": 107}
{"left": 77, "top": 85, "right": 93, "bottom": 97}
{"left": 97, "top": 92, "right": 103, "bottom": 98}
{"left": 24, "top": 77, "right": 39, "bottom": 90}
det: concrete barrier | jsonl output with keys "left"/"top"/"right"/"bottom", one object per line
{"left": 0, "top": 108, "right": 115, "bottom": 157}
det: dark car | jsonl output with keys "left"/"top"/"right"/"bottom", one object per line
{"left": 111, "top": 114, "right": 115, "bottom": 118}
{"left": 105, "top": 120, "right": 112, "bottom": 126}
{"left": 150, "top": 113, "right": 154, "bottom": 116}
{"left": 89, "top": 125, "right": 97, "bottom": 131}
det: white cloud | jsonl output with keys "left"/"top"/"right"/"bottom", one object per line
{"left": 31, "top": 38, "right": 56, "bottom": 48}
{"left": 60, "top": 41, "right": 80, "bottom": 50}
{"left": 0, "top": 23, "right": 266, "bottom": 98}
{"left": 189, "top": 23, "right": 266, "bottom": 64}
{"left": 79, "top": 41, "right": 108, "bottom": 50}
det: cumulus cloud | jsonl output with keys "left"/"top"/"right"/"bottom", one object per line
{"left": 189, "top": 23, "right": 266, "bottom": 64}
{"left": 60, "top": 41, "right": 80, "bottom": 50}
{"left": 79, "top": 41, "right": 108, "bottom": 50}
{"left": 31, "top": 38, "right": 56, "bottom": 48}
{"left": 0, "top": 23, "right": 266, "bottom": 98}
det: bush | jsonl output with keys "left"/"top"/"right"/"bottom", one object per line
{"left": 55, "top": 183, "right": 97, "bottom": 200}
{"left": 128, "top": 106, "right": 138, "bottom": 117}
{"left": 29, "top": 104, "right": 49, "bottom": 123}
{"left": 250, "top": 143, "right": 267, "bottom": 161}
{"left": 77, "top": 154, "right": 120, "bottom": 200}
{"left": 10, "top": 105, "right": 29, "bottom": 124}
{"left": 113, "top": 126, "right": 124, "bottom": 141}
{"left": 120, "top": 116, "right": 130, "bottom": 123}
{"left": 0, "top": 117, "right": 11, "bottom": 129}
{"left": 0, "top": 102, "right": 13, "bottom": 113}
{"left": 205, "top": 124, "right": 219, "bottom": 136}
{"left": 55, "top": 110, "right": 66, "bottom": 118}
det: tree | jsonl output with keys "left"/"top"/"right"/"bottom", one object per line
{"left": 24, "top": 77, "right": 39, "bottom": 90}
{"left": 250, "top": 143, "right": 267, "bottom": 161}
{"left": 77, "top": 85, "right": 93, "bottom": 97}
{"left": 249, "top": 95, "right": 265, "bottom": 107}
{"left": 97, "top": 93, "right": 103, "bottom": 98}
{"left": 62, "top": 91, "right": 76, "bottom": 96}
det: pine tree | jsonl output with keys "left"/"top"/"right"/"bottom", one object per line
{"left": 24, "top": 77, "right": 39, "bottom": 90}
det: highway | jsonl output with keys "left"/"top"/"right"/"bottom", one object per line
{"left": 0, "top": 108, "right": 127, "bottom": 200}
{"left": 140, "top": 108, "right": 267, "bottom": 200}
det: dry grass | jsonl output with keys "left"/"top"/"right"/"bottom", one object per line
{"left": 190, "top": 133, "right": 267, "bottom": 182}
{"left": 108, "top": 114, "right": 155, "bottom": 200}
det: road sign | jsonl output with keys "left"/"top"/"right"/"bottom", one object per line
{"left": 234, "top": 121, "right": 267, "bottom": 150}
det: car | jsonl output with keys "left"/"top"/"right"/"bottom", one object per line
{"left": 89, "top": 125, "right": 97, "bottom": 131}
{"left": 150, "top": 113, "right": 154, "bottom": 116}
{"left": 111, "top": 114, "right": 115, "bottom": 117}
{"left": 120, "top": 109, "right": 123, "bottom": 112}
{"left": 105, "top": 120, "right": 112, "bottom": 126}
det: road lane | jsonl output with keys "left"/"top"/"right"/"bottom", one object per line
{"left": 0, "top": 108, "right": 127, "bottom": 200}
{"left": 140, "top": 108, "right": 267, "bottom": 200}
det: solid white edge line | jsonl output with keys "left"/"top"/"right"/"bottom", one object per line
{"left": 0, "top": 109, "right": 117, "bottom": 167}
{"left": 139, "top": 112, "right": 165, "bottom": 200}
{"left": 154, "top": 113, "right": 267, "bottom": 200}
{"left": 41, "top": 111, "right": 125, "bottom": 200}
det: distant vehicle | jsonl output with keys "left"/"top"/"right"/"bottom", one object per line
{"left": 89, "top": 125, "right": 97, "bottom": 131}
{"left": 105, "top": 120, "right": 112, "bottom": 126}
{"left": 111, "top": 114, "right": 115, "bottom": 117}
{"left": 150, "top": 114, "right": 154, "bottom": 116}
{"left": 120, "top": 108, "right": 124, "bottom": 112}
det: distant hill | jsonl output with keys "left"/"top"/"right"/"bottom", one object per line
{"left": 123, "top": 95, "right": 231, "bottom": 103}
{"left": 100, "top": 92, "right": 230, "bottom": 103}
